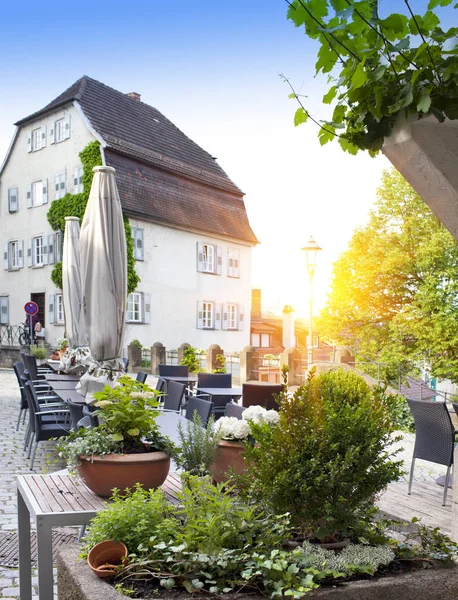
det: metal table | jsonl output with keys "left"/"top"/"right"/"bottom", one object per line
{"left": 160, "top": 375, "right": 198, "bottom": 387}
{"left": 53, "top": 389, "right": 86, "bottom": 404}
{"left": 44, "top": 374, "right": 80, "bottom": 382}
{"left": 17, "top": 470, "right": 183, "bottom": 600}
{"left": 197, "top": 386, "right": 243, "bottom": 398}
{"left": 156, "top": 411, "right": 189, "bottom": 445}
{"left": 48, "top": 380, "right": 78, "bottom": 391}
{"left": 45, "top": 360, "right": 62, "bottom": 373}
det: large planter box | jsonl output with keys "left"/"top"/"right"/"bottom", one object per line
{"left": 58, "top": 544, "right": 458, "bottom": 600}
{"left": 382, "top": 115, "right": 458, "bottom": 241}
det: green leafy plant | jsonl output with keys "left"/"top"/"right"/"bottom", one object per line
{"left": 212, "top": 353, "right": 226, "bottom": 374}
{"left": 81, "top": 485, "right": 175, "bottom": 556}
{"left": 57, "top": 377, "right": 174, "bottom": 470}
{"left": 180, "top": 346, "right": 204, "bottom": 373}
{"left": 243, "top": 368, "right": 404, "bottom": 539}
{"left": 29, "top": 344, "right": 48, "bottom": 360}
{"left": 130, "top": 339, "right": 143, "bottom": 351}
{"left": 176, "top": 414, "right": 222, "bottom": 476}
{"left": 47, "top": 141, "right": 140, "bottom": 293}
{"left": 286, "top": 0, "right": 458, "bottom": 154}
{"left": 56, "top": 338, "right": 68, "bottom": 351}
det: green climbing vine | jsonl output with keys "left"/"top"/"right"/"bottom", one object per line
{"left": 47, "top": 141, "right": 140, "bottom": 294}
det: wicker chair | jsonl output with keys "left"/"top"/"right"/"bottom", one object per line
{"left": 13, "top": 361, "right": 28, "bottom": 430}
{"left": 136, "top": 371, "right": 148, "bottom": 384}
{"left": 242, "top": 383, "right": 283, "bottom": 411}
{"left": 224, "top": 402, "right": 245, "bottom": 419}
{"left": 407, "top": 399, "right": 455, "bottom": 505}
{"left": 163, "top": 380, "right": 186, "bottom": 412}
{"left": 185, "top": 396, "right": 214, "bottom": 427}
{"left": 158, "top": 365, "right": 189, "bottom": 377}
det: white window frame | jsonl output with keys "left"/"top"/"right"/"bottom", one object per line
{"left": 55, "top": 293, "right": 65, "bottom": 323}
{"left": 55, "top": 118, "right": 65, "bottom": 143}
{"left": 202, "top": 301, "right": 214, "bottom": 329}
{"left": 32, "top": 180, "right": 43, "bottom": 207}
{"left": 55, "top": 173, "right": 66, "bottom": 199}
{"left": 8, "top": 240, "right": 19, "bottom": 270}
{"left": 32, "top": 128, "right": 42, "bottom": 151}
{"left": 33, "top": 236, "right": 44, "bottom": 267}
{"left": 251, "top": 333, "right": 260, "bottom": 347}
{"left": 127, "top": 292, "right": 142, "bottom": 323}
{"left": 203, "top": 244, "right": 215, "bottom": 273}
{"left": 226, "top": 303, "right": 237, "bottom": 330}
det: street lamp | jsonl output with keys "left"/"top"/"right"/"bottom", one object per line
{"left": 301, "top": 236, "right": 322, "bottom": 369}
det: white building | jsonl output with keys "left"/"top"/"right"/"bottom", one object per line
{"left": 0, "top": 76, "right": 258, "bottom": 352}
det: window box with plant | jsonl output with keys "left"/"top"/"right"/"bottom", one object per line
{"left": 56, "top": 376, "right": 175, "bottom": 498}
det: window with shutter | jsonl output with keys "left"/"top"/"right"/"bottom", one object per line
{"left": 144, "top": 293, "right": 151, "bottom": 323}
{"left": 127, "top": 293, "right": 142, "bottom": 323}
{"left": 64, "top": 114, "right": 71, "bottom": 139}
{"left": 55, "top": 294, "right": 65, "bottom": 323}
{"left": 55, "top": 119, "right": 65, "bottom": 143}
{"left": 228, "top": 247, "right": 240, "bottom": 278}
{"left": 8, "top": 188, "right": 18, "bottom": 213}
{"left": 3, "top": 244, "right": 8, "bottom": 271}
{"left": 226, "top": 303, "right": 237, "bottom": 329}
{"left": 54, "top": 173, "right": 66, "bottom": 199}
{"left": 0, "top": 297, "right": 9, "bottom": 325}
{"left": 33, "top": 236, "right": 44, "bottom": 267}
{"left": 31, "top": 128, "right": 42, "bottom": 151}
{"left": 48, "top": 234, "right": 55, "bottom": 265}
{"left": 31, "top": 181, "right": 43, "bottom": 207}
{"left": 202, "top": 301, "right": 214, "bottom": 329}
{"left": 8, "top": 241, "right": 19, "bottom": 270}
{"left": 48, "top": 294, "right": 55, "bottom": 324}
{"left": 55, "top": 231, "right": 63, "bottom": 262}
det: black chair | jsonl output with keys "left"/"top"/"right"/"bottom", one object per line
{"left": 83, "top": 404, "right": 99, "bottom": 427}
{"left": 185, "top": 396, "right": 214, "bottom": 427}
{"left": 24, "top": 381, "right": 71, "bottom": 470}
{"left": 407, "top": 399, "right": 455, "bottom": 505}
{"left": 22, "top": 353, "right": 52, "bottom": 381}
{"left": 66, "top": 399, "right": 86, "bottom": 431}
{"left": 242, "top": 383, "right": 283, "bottom": 411}
{"left": 158, "top": 365, "right": 189, "bottom": 377}
{"left": 13, "top": 361, "right": 28, "bottom": 430}
{"left": 197, "top": 373, "right": 232, "bottom": 419}
{"left": 136, "top": 371, "right": 148, "bottom": 384}
{"left": 123, "top": 358, "right": 129, "bottom": 372}
{"left": 224, "top": 401, "right": 245, "bottom": 419}
{"left": 156, "top": 377, "right": 166, "bottom": 393}
{"left": 163, "top": 380, "right": 186, "bottom": 412}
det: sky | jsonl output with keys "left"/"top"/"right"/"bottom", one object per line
{"left": 0, "top": 0, "right": 451, "bottom": 318}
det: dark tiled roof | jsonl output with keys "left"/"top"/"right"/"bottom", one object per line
{"left": 15, "top": 76, "right": 242, "bottom": 196}
{"left": 105, "top": 150, "right": 258, "bottom": 244}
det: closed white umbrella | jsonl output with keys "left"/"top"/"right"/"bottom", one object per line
{"left": 59, "top": 217, "right": 91, "bottom": 373}
{"left": 77, "top": 166, "right": 127, "bottom": 398}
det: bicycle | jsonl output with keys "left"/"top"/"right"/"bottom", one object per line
{"left": 18, "top": 323, "right": 34, "bottom": 346}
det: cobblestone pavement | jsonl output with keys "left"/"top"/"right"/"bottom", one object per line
{"left": 0, "top": 369, "right": 450, "bottom": 598}
{"left": 0, "top": 368, "right": 65, "bottom": 599}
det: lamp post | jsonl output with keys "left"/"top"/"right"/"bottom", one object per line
{"left": 301, "top": 236, "right": 322, "bottom": 369}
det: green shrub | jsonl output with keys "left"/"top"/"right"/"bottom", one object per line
{"left": 386, "top": 392, "right": 415, "bottom": 432}
{"left": 244, "top": 368, "right": 403, "bottom": 539}
{"left": 29, "top": 344, "right": 48, "bottom": 360}
{"left": 130, "top": 339, "right": 143, "bottom": 351}
{"left": 81, "top": 485, "right": 175, "bottom": 555}
{"left": 180, "top": 346, "right": 204, "bottom": 373}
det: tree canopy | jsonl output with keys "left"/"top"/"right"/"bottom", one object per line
{"left": 317, "top": 169, "right": 458, "bottom": 382}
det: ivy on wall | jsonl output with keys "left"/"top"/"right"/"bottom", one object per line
{"left": 47, "top": 141, "right": 140, "bottom": 294}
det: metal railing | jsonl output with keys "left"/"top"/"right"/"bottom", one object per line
{"left": 0, "top": 324, "right": 28, "bottom": 347}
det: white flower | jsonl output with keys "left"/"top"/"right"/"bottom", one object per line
{"left": 215, "top": 416, "right": 250, "bottom": 440}
{"left": 264, "top": 410, "right": 280, "bottom": 425}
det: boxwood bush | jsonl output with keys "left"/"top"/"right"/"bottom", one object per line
{"left": 244, "top": 368, "right": 403, "bottom": 540}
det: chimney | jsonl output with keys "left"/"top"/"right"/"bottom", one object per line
{"left": 251, "top": 289, "right": 261, "bottom": 319}
{"left": 282, "top": 305, "right": 295, "bottom": 349}
{"left": 127, "top": 92, "right": 141, "bottom": 102}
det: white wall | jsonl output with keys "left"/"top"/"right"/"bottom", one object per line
{"left": 126, "top": 220, "right": 252, "bottom": 353}
{"left": 0, "top": 104, "right": 96, "bottom": 340}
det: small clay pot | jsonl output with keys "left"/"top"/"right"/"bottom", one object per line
{"left": 87, "top": 540, "right": 128, "bottom": 578}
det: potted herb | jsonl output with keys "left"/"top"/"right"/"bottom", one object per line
{"left": 56, "top": 337, "right": 69, "bottom": 358}
{"left": 29, "top": 344, "right": 48, "bottom": 364}
{"left": 57, "top": 376, "right": 174, "bottom": 497}
{"left": 176, "top": 414, "right": 222, "bottom": 476}
{"left": 209, "top": 406, "right": 280, "bottom": 482}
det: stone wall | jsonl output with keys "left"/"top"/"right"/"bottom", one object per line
{"left": 0, "top": 346, "right": 22, "bottom": 368}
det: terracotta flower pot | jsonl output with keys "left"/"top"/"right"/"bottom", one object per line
{"left": 87, "top": 540, "right": 128, "bottom": 578}
{"left": 209, "top": 439, "right": 247, "bottom": 483}
{"left": 77, "top": 451, "right": 170, "bottom": 498}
